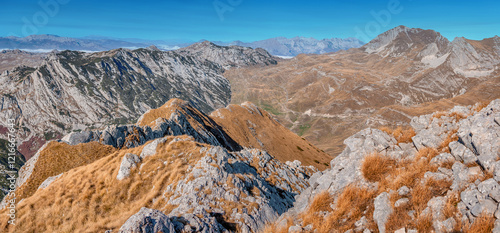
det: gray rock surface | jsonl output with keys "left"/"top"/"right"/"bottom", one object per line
{"left": 276, "top": 99, "right": 500, "bottom": 232}
{"left": 0, "top": 42, "right": 276, "bottom": 160}
{"left": 37, "top": 173, "right": 63, "bottom": 190}
{"left": 117, "top": 153, "right": 141, "bottom": 180}
{"left": 374, "top": 192, "right": 393, "bottom": 233}
{"left": 118, "top": 207, "right": 176, "bottom": 233}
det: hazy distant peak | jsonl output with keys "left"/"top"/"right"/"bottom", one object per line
{"left": 364, "top": 26, "right": 449, "bottom": 55}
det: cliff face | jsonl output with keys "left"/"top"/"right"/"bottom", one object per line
{"left": 0, "top": 43, "right": 277, "bottom": 159}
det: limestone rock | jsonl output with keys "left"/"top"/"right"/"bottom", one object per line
{"left": 374, "top": 192, "right": 393, "bottom": 233}
{"left": 117, "top": 153, "right": 141, "bottom": 180}
{"left": 118, "top": 207, "right": 176, "bottom": 233}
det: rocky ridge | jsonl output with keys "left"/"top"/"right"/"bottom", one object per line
{"left": 272, "top": 99, "right": 500, "bottom": 232}
{"left": 0, "top": 98, "right": 321, "bottom": 232}
{"left": 0, "top": 42, "right": 277, "bottom": 159}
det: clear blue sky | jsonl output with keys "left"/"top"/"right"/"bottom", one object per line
{"left": 1, "top": 0, "right": 499, "bottom": 42}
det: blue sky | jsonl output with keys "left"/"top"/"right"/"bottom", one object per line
{"left": 1, "top": 0, "right": 499, "bottom": 42}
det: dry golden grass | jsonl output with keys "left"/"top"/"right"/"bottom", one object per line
{"left": 415, "top": 214, "right": 434, "bottom": 232}
{"left": 361, "top": 153, "right": 396, "bottom": 183}
{"left": 380, "top": 126, "right": 416, "bottom": 144}
{"left": 136, "top": 99, "right": 184, "bottom": 127}
{"left": 261, "top": 217, "right": 293, "bottom": 233}
{"left": 300, "top": 191, "right": 334, "bottom": 227}
{"left": 358, "top": 146, "right": 451, "bottom": 231}
{"left": 14, "top": 141, "right": 116, "bottom": 201}
{"left": 211, "top": 104, "right": 331, "bottom": 169}
{"left": 443, "top": 192, "right": 460, "bottom": 219}
{"left": 299, "top": 185, "right": 377, "bottom": 233}
{"left": 0, "top": 135, "right": 205, "bottom": 233}
{"left": 465, "top": 214, "right": 496, "bottom": 233}
{"left": 438, "top": 129, "right": 459, "bottom": 153}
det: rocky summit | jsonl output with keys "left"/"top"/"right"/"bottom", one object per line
{"left": 0, "top": 42, "right": 277, "bottom": 160}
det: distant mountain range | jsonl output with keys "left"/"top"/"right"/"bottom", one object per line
{"left": 214, "top": 37, "right": 365, "bottom": 57}
{"left": 0, "top": 34, "right": 364, "bottom": 56}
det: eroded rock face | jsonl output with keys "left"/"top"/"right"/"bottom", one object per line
{"left": 0, "top": 42, "right": 277, "bottom": 160}
{"left": 373, "top": 192, "right": 393, "bottom": 233}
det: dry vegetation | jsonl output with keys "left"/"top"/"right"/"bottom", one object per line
{"left": 271, "top": 128, "right": 495, "bottom": 233}
{"left": 379, "top": 126, "right": 416, "bottom": 144}
{"left": 211, "top": 104, "right": 331, "bottom": 169}
{"left": 0, "top": 135, "right": 206, "bottom": 233}
{"left": 14, "top": 141, "right": 116, "bottom": 200}
{"left": 298, "top": 186, "right": 377, "bottom": 233}
{"left": 360, "top": 153, "right": 396, "bottom": 183}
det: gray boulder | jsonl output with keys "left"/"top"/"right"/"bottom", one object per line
{"left": 374, "top": 192, "right": 393, "bottom": 233}
{"left": 117, "top": 153, "right": 141, "bottom": 180}
{"left": 119, "top": 207, "right": 176, "bottom": 233}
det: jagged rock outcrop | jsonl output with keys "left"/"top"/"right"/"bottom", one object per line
{"left": 0, "top": 42, "right": 277, "bottom": 160}
{"left": 0, "top": 98, "right": 326, "bottom": 232}
{"left": 275, "top": 99, "right": 500, "bottom": 232}
{"left": 177, "top": 41, "right": 278, "bottom": 69}
{"left": 118, "top": 207, "right": 177, "bottom": 233}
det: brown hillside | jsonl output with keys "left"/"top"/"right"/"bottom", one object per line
{"left": 139, "top": 98, "right": 331, "bottom": 169}
{"left": 15, "top": 141, "right": 116, "bottom": 201}
{"left": 0, "top": 136, "right": 205, "bottom": 232}
{"left": 210, "top": 102, "right": 331, "bottom": 169}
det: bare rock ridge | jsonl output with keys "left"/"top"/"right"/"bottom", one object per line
{"left": 0, "top": 42, "right": 277, "bottom": 159}
{"left": 0, "top": 34, "right": 365, "bottom": 57}
{"left": 60, "top": 98, "right": 243, "bottom": 152}
{"left": 364, "top": 25, "right": 500, "bottom": 77}
{"left": 59, "top": 98, "right": 330, "bottom": 168}
{"left": 226, "top": 25, "right": 500, "bottom": 156}
{"left": 0, "top": 98, "right": 320, "bottom": 232}
{"left": 177, "top": 41, "right": 278, "bottom": 69}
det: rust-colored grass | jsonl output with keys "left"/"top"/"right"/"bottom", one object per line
{"left": 211, "top": 103, "right": 332, "bottom": 169}
{"left": 301, "top": 191, "right": 334, "bottom": 228}
{"left": 380, "top": 126, "right": 416, "bottom": 144}
{"left": 261, "top": 217, "right": 293, "bottom": 233}
{"left": 300, "top": 185, "right": 377, "bottom": 233}
{"left": 361, "top": 153, "right": 396, "bottom": 183}
{"left": 415, "top": 214, "right": 434, "bottom": 232}
{"left": 438, "top": 129, "right": 459, "bottom": 153}
{"left": 443, "top": 192, "right": 460, "bottom": 219}
{"left": 465, "top": 214, "right": 496, "bottom": 233}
